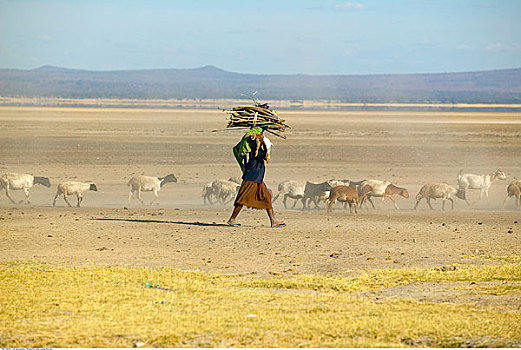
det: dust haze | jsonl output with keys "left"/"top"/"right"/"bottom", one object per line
{"left": 1, "top": 107, "right": 520, "bottom": 274}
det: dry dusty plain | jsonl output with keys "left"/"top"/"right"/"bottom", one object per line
{"left": 1, "top": 106, "right": 520, "bottom": 273}
{"left": 1, "top": 106, "right": 521, "bottom": 346}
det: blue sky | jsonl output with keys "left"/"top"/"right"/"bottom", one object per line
{"left": 1, "top": 0, "right": 520, "bottom": 74}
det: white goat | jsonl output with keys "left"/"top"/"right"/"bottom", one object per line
{"left": 128, "top": 174, "right": 177, "bottom": 205}
{"left": 202, "top": 178, "right": 241, "bottom": 205}
{"left": 502, "top": 178, "right": 521, "bottom": 210}
{"left": 0, "top": 173, "right": 51, "bottom": 204}
{"left": 328, "top": 179, "right": 352, "bottom": 188}
{"left": 272, "top": 180, "right": 306, "bottom": 209}
{"left": 211, "top": 180, "right": 239, "bottom": 205}
{"left": 228, "top": 176, "right": 242, "bottom": 185}
{"left": 457, "top": 169, "right": 506, "bottom": 204}
{"left": 53, "top": 181, "right": 98, "bottom": 207}
{"left": 358, "top": 179, "right": 390, "bottom": 209}
{"left": 414, "top": 183, "right": 465, "bottom": 210}
{"left": 202, "top": 182, "right": 215, "bottom": 205}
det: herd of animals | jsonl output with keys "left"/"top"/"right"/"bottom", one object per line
{"left": 205, "top": 168, "right": 520, "bottom": 213}
{"left": 1, "top": 168, "right": 520, "bottom": 212}
{"left": 0, "top": 173, "right": 177, "bottom": 208}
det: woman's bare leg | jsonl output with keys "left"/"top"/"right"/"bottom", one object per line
{"left": 267, "top": 208, "right": 285, "bottom": 227}
{"left": 227, "top": 205, "right": 243, "bottom": 225}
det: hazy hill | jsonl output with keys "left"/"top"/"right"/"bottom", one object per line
{"left": 0, "top": 65, "right": 520, "bottom": 104}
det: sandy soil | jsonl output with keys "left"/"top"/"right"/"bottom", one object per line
{"left": 1, "top": 106, "right": 520, "bottom": 277}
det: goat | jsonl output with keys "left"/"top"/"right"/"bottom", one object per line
{"left": 414, "top": 183, "right": 465, "bottom": 210}
{"left": 359, "top": 180, "right": 409, "bottom": 210}
{"left": 203, "top": 177, "right": 241, "bottom": 205}
{"left": 321, "top": 179, "right": 366, "bottom": 209}
{"left": 502, "top": 178, "right": 521, "bottom": 210}
{"left": 328, "top": 179, "right": 352, "bottom": 188}
{"left": 303, "top": 181, "right": 333, "bottom": 209}
{"left": 211, "top": 179, "right": 240, "bottom": 205}
{"left": 358, "top": 180, "right": 389, "bottom": 209}
{"left": 329, "top": 179, "right": 366, "bottom": 209}
{"left": 327, "top": 185, "right": 358, "bottom": 214}
{"left": 128, "top": 174, "right": 177, "bottom": 205}
{"left": 272, "top": 180, "right": 306, "bottom": 209}
{"left": 457, "top": 169, "right": 506, "bottom": 205}
{"left": 318, "top": 179, "right": 350, "bottom": 207}
{"left": 53, "top": 181, "right": 97, "bottom": 207}
{"left": 202, "top": 182, "right": 215, "bottom": 205}
{"left": 228, "top": 176, "right": 242, "bottom": 185}
{"left": 0, "top": 173, "right": 51, "bottom": 204}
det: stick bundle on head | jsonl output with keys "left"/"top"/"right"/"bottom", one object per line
{"left": 223, "top": 104, "right": 290, "bottom": 139}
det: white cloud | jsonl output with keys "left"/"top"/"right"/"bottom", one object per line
{"left": 334, "top": 2, "right": 365, "bottom": 11}
{"left": 343, "top": 47, "right": 359, "bottom": 56}
{"left": 456, "top": 43, "right": 471, "bottom": 50}
{"left": 419, "top": 39, "right": 434, "bottom": 46}
{"left": 486, "top": 42, "right": 521, "bottom": 51}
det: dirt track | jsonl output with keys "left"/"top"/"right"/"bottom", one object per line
{"left": 1, "top": 107, "right": 520, "bottom": 276}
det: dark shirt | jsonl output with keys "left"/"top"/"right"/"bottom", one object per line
{"left": 242, "top": 139, "right": 267, "bottom": 184}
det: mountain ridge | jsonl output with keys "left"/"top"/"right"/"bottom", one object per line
{"left": 1, "top": 65, "right": 520, "bottom": 103}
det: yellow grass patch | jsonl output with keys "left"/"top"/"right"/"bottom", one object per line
{"left": 479, "top": 255, "right": 521, "bottom": 263}
{"left": 1, "top": 261, "right": 520, "bottom": 347}
{"left": 239, "top": 263, "right": 521, "bottom": 292}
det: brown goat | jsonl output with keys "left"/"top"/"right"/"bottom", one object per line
{"left": 502, "top": 179, "right": 521, "bottom": 210}
{"left": 384, "top": 184, "right": 409, "bottom": 209}
{"left": 360, "top": 182, "right": 409, "bottom": 210}
{"left": 327, "top": 185, "right": 358, "bottom": 214}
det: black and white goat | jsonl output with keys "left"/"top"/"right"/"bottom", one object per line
{"left": 53, "top": 181, "right": 98, "bottom": 207}
{"left": 0, "top": 173, "right": 51, "bottom": 204}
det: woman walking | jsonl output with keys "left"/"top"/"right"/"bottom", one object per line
{"left": 227, "top": 126, "right": 285, "bottom": 227}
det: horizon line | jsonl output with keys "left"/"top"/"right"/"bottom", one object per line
{"left": 2, "top": 64, "right": 521, "bottom": 77}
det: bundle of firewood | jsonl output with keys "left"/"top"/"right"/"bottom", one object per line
{"left": 223, "top": 105, "right": 290, "bottom": 139}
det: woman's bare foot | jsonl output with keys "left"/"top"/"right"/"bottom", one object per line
{"left": 271, "top": 221, "right": 286, "bottom": 228}
{"left": 227, "top": 219, "right": 241, "bottom": 227}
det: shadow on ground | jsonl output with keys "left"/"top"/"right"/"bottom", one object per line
{"left": 92, "top": 217, "right": 231, "bottom": 227}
